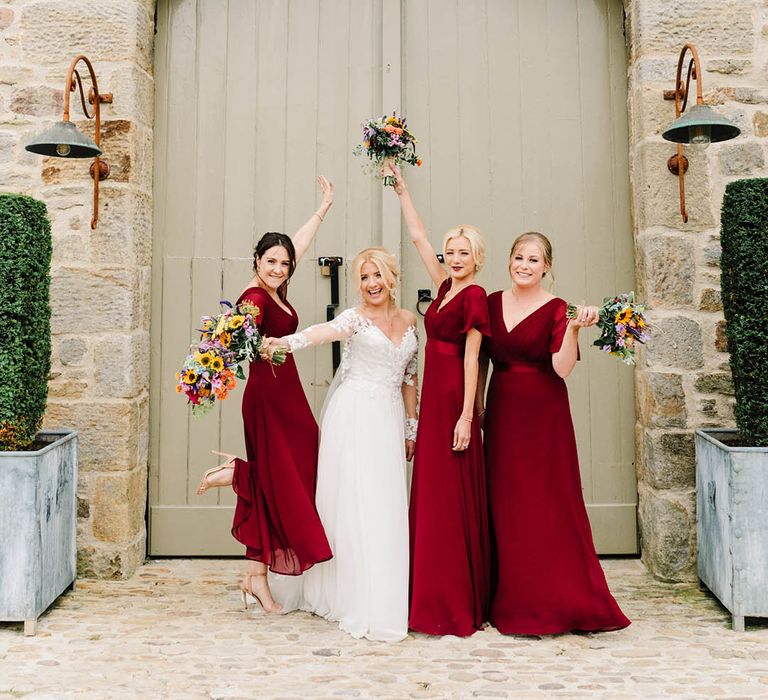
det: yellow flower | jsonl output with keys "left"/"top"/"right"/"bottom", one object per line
{"left": 195, "top": 352, "right": 213, "bottom": 367}
{"left": 210, "top": 356, "right": 225, "bottom": 372}
{"left": 615, "top": 308, "right": 632, "bottom": 324}
{"left": 218, "top": 332, "right": 231, "bottom": 347}
{"left": 182, "top": 370, "right": 198, "bottom": 385}
{"left": 228, "top": 316, "right": 245, "bottom": 330}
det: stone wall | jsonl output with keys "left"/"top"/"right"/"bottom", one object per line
{"left": 0, "top": 0, "right": 155, "bottom": 578}
{"left": 625, "top": 0, "right": 768, "bottom": 581}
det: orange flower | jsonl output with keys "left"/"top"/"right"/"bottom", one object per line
{"left": 416, "top": 159, "right": 422, "bottom": 167}
{"left": 383, "top": 124, "right": 396, "bottom": 133}
{"left": 175, "top": 385, "right": 182, "bottom": 393}
{"left": 393, "top": 127, "right": 404, "bottom": 135}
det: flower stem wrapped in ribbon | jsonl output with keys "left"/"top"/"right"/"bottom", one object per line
{"left": 176, "top": 300, "right": 287, "bottom": 416}
{"left": 567, "top": 292, "right": 650, "bottom": 366}
{"left": 353, "top": 112, "right": 421, "bottom": 186}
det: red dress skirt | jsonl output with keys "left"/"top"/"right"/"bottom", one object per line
{"left": 409, "top": 279, "right": 491, "bottom": 636}
{"left": 231, "top": 287, "right": 332, "bottom": 575}
{"left": 483, "top": 292, "right": 630, "bottom": 634}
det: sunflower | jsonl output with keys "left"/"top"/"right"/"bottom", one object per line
{"left": 615, "top": 308, "right": 632, "bottom": 324}
{"left": 218, "top": 331, "right": 231, "bottom": 347}
{"left": 182, "top": 370, "right": 198, "bottom": 385}
{"left": 228, "top": 315, "right": 245, "bottom": 330}
{"left": 195, "top": 352, "right": 213, "bottom": 367}
{"left": 210, "top": 356, "right": 225, "bottom": 372}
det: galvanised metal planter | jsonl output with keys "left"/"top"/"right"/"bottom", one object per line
{"left": 695, "top": 428, "right": 768, "bottom": 631}
{"left": 0, "top": 430, "right": 78, "bottom": 635}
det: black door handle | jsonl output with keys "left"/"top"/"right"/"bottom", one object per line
{"left": 318, "top": 256, "right": 344, "bottom": 373}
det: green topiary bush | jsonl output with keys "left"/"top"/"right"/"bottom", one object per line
{"left": 0, "top": 194, "right": 52, "bottom": 450}
{"left": 720, "top": 178, "right": 768, "bottom": 447}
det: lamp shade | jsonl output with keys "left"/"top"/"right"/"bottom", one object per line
{"left": 662, "top": 103, "right": 740, "bottom": 144}
{"left": 25, "top": 120, "right": 102, "bottom": 158}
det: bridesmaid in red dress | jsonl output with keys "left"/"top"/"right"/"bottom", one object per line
{"left": 197, "top": 177, "right": 334, "bottom": 612}
{"left": 386, "top": 163, "right": 491, "bottom": 637}
{"left": 480, "top": 232, "right": 630, "bottom": 634}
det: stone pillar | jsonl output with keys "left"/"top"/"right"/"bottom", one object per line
{"left": 0, "top": 0, "right": 155, "bottom": 578}
{"left": 625, "top": 0, "right": 766, "bottom": 581}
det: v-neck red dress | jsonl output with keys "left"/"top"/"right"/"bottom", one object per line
{"left": 230, "top": 287, "right": 332, "bottom": 575}
{"left": 483, "top": 291, "right": 630, "bottom": 634}
{"left": 409, "top": 279, "right": 491, "bottom": 637}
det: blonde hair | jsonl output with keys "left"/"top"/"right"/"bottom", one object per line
{"left": 442, "top": 225, "right": 486, "bottom": 271}
{"left": 350, "top": 247, "right": 400, "bottom": 302}
{"left": 509, "top": 232, "right": 553, "bottom": 276}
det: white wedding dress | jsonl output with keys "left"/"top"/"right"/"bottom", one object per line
{"left": 269, "top": 308, "right": 418, "bottom": 642}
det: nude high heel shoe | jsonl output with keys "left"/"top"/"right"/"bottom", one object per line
{"left": 240, "top": 573, "right": 283, "bottom": 614}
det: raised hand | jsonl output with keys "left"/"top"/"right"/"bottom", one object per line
{"left": 381, "top": 161, "right": 406, "bottom": 194}
{"left": 569, "top": 305, "right": 600, "bottom": 329}
{"left": 318, "top": 175, "right": 334, "bottom": 209}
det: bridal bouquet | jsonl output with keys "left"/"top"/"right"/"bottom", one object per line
{"left": 354, "top": 112, "right": 421, "bottom": 185}
{"left": 176, "top": 300, "right": 287, "bottom": 416}
{"left": 567, "top": 292, "right": 649, "bottom": 366}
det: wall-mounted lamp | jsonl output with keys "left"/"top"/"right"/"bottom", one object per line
{"left": 25, "top": 55, "right": 113, "bottom": 229}
{"left": 662, "top": 43, "right": 740, "bottom": 223}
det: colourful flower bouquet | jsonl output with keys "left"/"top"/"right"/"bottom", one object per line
{"left": 176, "top": 300, "right": 287, "bottom": 416}
{"left": 567, "top": 292, "right": 650, "bottom": 366}
{"left": 353, "top": 112, "right": 421, "bottom": 186}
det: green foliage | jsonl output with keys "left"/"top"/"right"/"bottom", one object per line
{"left": 720, "top": 179, "right": 768, "bottom": 446}
{"left": 0, "top": 194, "right": 51, "bottom": 450}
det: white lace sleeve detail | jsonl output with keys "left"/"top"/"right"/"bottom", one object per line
{"left": 403, "top": 329, "right": 418, "bottom": 386}
{"left": 328, "top": 308, "right": 365, "bottom": 336}
{"left": 404, "top": 417, "right": 418, "bottom": 441}
{"left": 283, "top": 331, "right": 310, "bottom": 352}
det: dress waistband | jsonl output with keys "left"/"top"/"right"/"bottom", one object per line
{"left": 426, "top": 339, "right": 464, "bottom": 357}
{"left": 493, "top": 360, "right": 549, "bottom": 373}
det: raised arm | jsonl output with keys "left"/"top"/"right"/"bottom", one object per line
{"left": 291, "top": 176, "right": 334, "bottom": 263}
{"left": 552, "top": 304, "right": 599, "bottom": 378}
{"left": 384, "top": 162, "right": 446, "bottom": 287}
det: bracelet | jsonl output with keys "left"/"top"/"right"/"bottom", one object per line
{"left": 459, "top": 415, "right": 473, "bottom": 423}
{"left": 313, "top": 211, "right": 324, "bottom": 222}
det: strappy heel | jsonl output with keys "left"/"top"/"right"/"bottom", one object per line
{"left": 240, "top": 573, "right": 283, "bottom": 614}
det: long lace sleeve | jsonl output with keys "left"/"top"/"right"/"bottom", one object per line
{"left": 282, "top": 308, "right": 363, "bottom": 352}
{"left": 403, "top": 336, "right": 419, "bottom": 387}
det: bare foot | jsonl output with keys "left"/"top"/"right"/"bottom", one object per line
{"left": 240, "top": 573, "right": 283, "bottom": 614}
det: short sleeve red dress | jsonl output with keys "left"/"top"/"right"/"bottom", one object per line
{"left": 409, "top": 279, "right": 491, "bottom": 637}
{"left": 483, "top": 292, "right": 630, "bottom": 634}
{"left": 231, "top": 287, "right": 332, "bottom": 575}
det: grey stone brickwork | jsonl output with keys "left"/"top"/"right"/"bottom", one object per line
{"left": 625, "top": 0, "right": 768, "bottom": 581}
{"left": 0, "top": 0, "right": 155, "bottom": 578}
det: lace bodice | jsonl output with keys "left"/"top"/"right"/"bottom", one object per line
{"left": 287, "top": 308, "right": 418, "bottom": 393}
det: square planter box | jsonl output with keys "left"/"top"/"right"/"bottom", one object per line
{"left": 0, "top": 430, "right": 78, "bottom": 635}
{"left": 695, "top": 428, "right": 768, "bottom": 631}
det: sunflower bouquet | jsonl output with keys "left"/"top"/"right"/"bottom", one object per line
{"left": 567, "top": 292, "right": 650, "bottom": 366}
{"left": 353, "top": 112, "right": 421, "bottom": 186}
{"left": 176, "top": 300, "right": 286, "bottom": 416}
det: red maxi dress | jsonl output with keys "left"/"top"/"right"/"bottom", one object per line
{"left": 231, "top": 287, "right": 332, "bottom": 575}
{"left": 409, "top": 279, "right": 491, "bottom": 636}
{"left": 483, "top": 292, "right": 630, "bottom": 634}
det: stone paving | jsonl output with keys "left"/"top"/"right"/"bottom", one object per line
{"left": 1, "top": 559, "right": 767, "bottom": 700}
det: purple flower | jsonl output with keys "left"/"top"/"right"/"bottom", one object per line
{"left": 616, "top": 337, "right": 626, "bottom": 348}
{"left": 616, "top": 323, "right": 626, "bottom": 334}
{"left": 602, "top": 345, "right": 612, "bottom": 352}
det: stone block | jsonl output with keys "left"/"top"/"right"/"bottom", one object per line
{"left": 0, "top": 65, "right": 34, "bottom": 86}
{"left": 20, "top": 2, "right": 152, "bottom": 69}
{"left": 54, "top": 336, "right": 89, "bottom": 367}
{"left": 715, "top": 320, "right": 728, "bottom": 352}
{"left": 635, "top": 2, "right": 754, "bottom": 56}
{"left": 43, "top": 399, "right": 140, "bottom": 472}
{"left": 702, "top": 241, "right": 722, "bottom": 267}
{"left": 638, "top": 486, "right": 695, "bottom": 582}
{"left": 636, "top": 371, "right": 687, "bottom": 429}
{"left": 705, "top": 58, "right": 751, "bottom": 75}
{"left": 47, "top": 368, "right": 89, "bottom": 399}
{"left": 108, "top": 63, "right": 154, "bottom": 129}
{"left": 76, "top": 532, "right": 146, "bottom": 580}
{"left": 719, "top": 142, "right": 765, "bottom": 176}
{"left": 10, "top": 85, "right": 63, "bottom": 117}
{"left": 0, "top": 8, "right": 14, "bottom": 30}
{"left": 698, "top": 288, "right": 722, "bottom": 312}
{"left": 634, "top": 141, "right": 714, "bottom": 230}
{"left": 0, "top": 131, "right": 18, "bottom": 164}
{"left": 92, "top": 467, "right": 146, "bottom": 543}
{"left": 77, "top": 496, "right": 90, "bottom": 519}
{"left": 753, "top": 112, "right": 768, "bottom": 137}
{"left": 645, "top": 315, "right": 704, "bottom": 370}
{"left": 637, "top": 233, "right": 694, "bottom": 308}
{"left": 694, "top": 372, "right": 734, "bottom": 396}
{"left": 88, "top": 187, "right": 152, "bottom": 266}
{"left": 50, "top": 267, "right": 141, "bottom": 333}
{"left": 93, "top": 332, "right": 149, "bottom": 399}
{"left": 643, "top": 430, "right": 695, "bottom": 489}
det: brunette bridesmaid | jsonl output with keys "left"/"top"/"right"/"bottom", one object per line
{"left": 197, "top": 176, "right": 334, "bottom": 612}
{"left": 386, "top": 162, "right": 490, "bottom": 637}
{"left": 480, "top": 232, "right": 630, "bottom": 634}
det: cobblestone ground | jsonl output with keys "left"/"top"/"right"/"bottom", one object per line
{"left": 1, "top": 559, "right": 767, "bottom": 700}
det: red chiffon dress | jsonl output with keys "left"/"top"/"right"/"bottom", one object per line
{"left": 483, "top": 292, "right": 630, "bottom": 634}
{"left": 409, "top": 279, "right": 491, "bottom": 636}
{"left": 230, "top": 287, "right": 332, "bottom": 575}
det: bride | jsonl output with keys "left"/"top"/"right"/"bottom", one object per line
{"left": 263, "top": 247, "right": 418, "bottom": 641}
